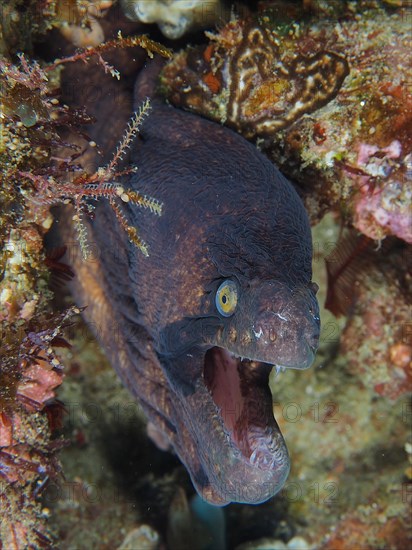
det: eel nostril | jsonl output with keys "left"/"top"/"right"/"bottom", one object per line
{"left": 310, "top": 282, "right": 320, "bottom": 294}
{"left": 305, "top": 326, "right": 320, "bottom": 351}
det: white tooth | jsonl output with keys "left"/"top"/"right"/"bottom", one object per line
{"left": 249, "top": 448, "right": 259, "bottom": 466}
{"left": 273, "top": 365, "right": 286, "bottom": 376}
{"left": 275, "top": 312, "right": 288, "bottom": 321}
{"left": 249, "top": 447, "right": 276, "bottom": 469}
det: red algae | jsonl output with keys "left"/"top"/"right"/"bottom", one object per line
{"left": 0, "top": 308, "right": 78, "bottom": 548}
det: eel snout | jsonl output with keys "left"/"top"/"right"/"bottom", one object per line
{"left": 217, "top": 280, "right": 320, "bottom": 370}
{"left": 252, "top": 282, "right": 320, "bottom": 369}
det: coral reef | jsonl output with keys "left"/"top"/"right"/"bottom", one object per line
{"left": 0, "top": 5, "right": 170, "bottom": 547}
{"left": 236, "top": 535, "right": 311, "bottom": 549}
{"left": 117, "top": 524, "right": 160, "bottom": 549}
{"left": 121, "top": 0, "right": 224, "bottom": 39}
{"left": 322, "top": 230, "right": 411, "bottom": 399}
{"left": 0, "top": 306, "right": 77, "bottom": 548}
{"left": 339, "top": 241, "right": 412, "bottom": 400}
{"left": 160, "top": 4, "right": 412, "bottom": 242}
{"left": 319, "top": 504, "right": 410, "bottom": 550}
{"left": 0, "top": 0, "right": 115, "bottom": 56}
{"left": 57, "top": 0, "right": 115, "bottom": 48}
{"left": 0, "top": 36, "right": 77, "bottom": 545}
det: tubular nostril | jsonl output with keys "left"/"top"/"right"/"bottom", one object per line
{"left": 307, "top": 330, "right": 320, "bottom": 350}
{"left": 310, "top": 282, "right": 319, "bottom": 294}
{"left": 304, "top": 320, "right": 320, "bottom": 350}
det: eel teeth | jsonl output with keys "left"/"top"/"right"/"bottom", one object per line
{"left": 273, "top": 365, "right": 286, "bottom": 376}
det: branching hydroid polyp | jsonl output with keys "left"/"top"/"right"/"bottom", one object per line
{"left": 29, "top": 98, "right": 163, "bottom": 259}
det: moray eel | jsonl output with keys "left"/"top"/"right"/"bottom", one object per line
{"left": 58, "top": 64, "right": 320, "bottom": 506}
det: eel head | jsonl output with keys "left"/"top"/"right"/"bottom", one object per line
{"left": 157, "top": 276, "right": 320, "bottom": 505}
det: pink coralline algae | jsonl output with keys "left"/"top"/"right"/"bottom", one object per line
{"left": 352, "top": 140, "right": 411, "bottom": 243}
{"left": 339, "top": 244, "right": 412, "bottom": 400}
{"left": 0, "top": 310, "right": 75, "bottom": 549}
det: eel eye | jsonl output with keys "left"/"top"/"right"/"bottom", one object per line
{"left": 215, "top": 280, "right": 238, "bottom": 317}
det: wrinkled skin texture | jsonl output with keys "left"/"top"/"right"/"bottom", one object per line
{"left": 56, "top": 63, "right": 320, "bottom": 505}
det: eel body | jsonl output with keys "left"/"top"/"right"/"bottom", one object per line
{"left": 57, "top": 64, "right": 320, "bottom": 505}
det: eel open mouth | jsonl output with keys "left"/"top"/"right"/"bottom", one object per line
{"left": 156, "top": 341, "right": 291, "bottom": 505}
{"left": 203, "top": 346, "right": 286, "bottom": 473}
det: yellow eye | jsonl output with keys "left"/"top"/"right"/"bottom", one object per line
{"left": 215, "top": 280, "right": 238, "bottom": 317}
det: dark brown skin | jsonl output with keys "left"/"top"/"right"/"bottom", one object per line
{"left": 56, "top": 61, "right": 320, "bottom": 505}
